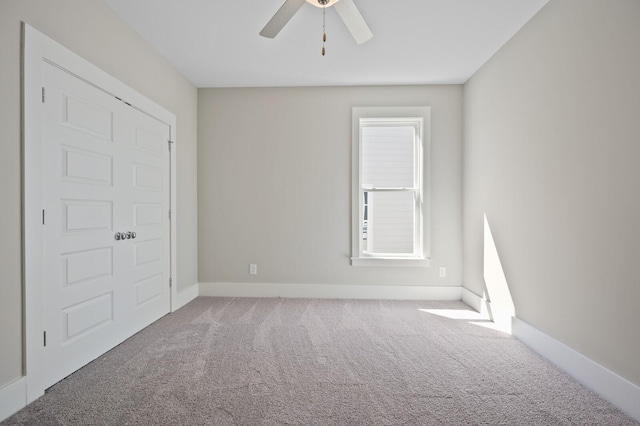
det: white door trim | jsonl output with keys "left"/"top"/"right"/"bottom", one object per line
{"left": 22, "top": 23, "right": 178, "bottom": 403}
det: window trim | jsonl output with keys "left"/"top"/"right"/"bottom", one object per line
{"left": 351, "top": 107, "right": 431, "bottom": 267}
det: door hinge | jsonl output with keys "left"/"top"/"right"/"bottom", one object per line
{"left": 169, "top": 210, "right": 171, "bottom": 221}
{"left": 168, "top": 140, "right": 174, "bottom": 152}
{"left": 43, "top": 331, "right": 47, "bottom": 347}
{"left": 42, "top": 209, "right": 45, "bottom": 225}
{"left": 169, "top": 277, "right": 172, "bottom": 288}
{"left": 41, "top": 87, "right": 45, "bottom": 103}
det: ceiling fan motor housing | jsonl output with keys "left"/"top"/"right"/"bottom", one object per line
{"left": 305, "top": 0, "right": 341, "bottom": 7}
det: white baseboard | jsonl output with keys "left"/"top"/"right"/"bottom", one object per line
{"left": 512, "top": 317, "right": 640, "bottom": 422}
{"left": 199, "top": 282, "right": 462, "bottom": 300}
{"left": 0, "top": 377, "right": 27, "bottom": 422}
{"left": 172, "top": 283, "right": 199, "bottom": 312}
{"left": 461, "top": 288, "right": 488, "bottom": 316}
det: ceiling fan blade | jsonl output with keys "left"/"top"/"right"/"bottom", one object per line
{"left": 334, "top": 0, "right": 373, "bottom": 45}
{"left": 260, "top": 0, "right": 306, "bottom": 39}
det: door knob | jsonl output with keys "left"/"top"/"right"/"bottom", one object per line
{"left": 115, "top": 231, "right": 136, "bottom": 241}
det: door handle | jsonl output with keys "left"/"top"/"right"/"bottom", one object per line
{"left": 115, "top": 231, "right": 136, "bottom": 241}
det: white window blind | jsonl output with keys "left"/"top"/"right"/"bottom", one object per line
{"left": 361, "top": 126, "right": 416, "bottom": 254}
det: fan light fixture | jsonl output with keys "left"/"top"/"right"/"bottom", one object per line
{"left": 305, "top": 0, "right": 341, "bottom": 7}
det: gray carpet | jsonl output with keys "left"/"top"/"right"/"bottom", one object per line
{"left": 4, "top": 297, "right": 638, "bottom": 425}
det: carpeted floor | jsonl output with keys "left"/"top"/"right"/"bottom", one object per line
{"left": 4, "top": 297, "right": 638, "bottom": 425}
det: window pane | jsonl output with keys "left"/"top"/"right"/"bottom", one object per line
{"left": 363, "top": 191, "right": 415, "bottom": 254}
{"left": 362, "top": 126, "right": 414, "bottom": 188}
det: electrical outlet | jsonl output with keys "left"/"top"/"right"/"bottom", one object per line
{"left": 439, "top": 267, "right": 447, "bottom": 278}
{"left": 249, "top": 264, "right": 257, "bottom": 275}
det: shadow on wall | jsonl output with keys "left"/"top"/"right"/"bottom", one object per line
{"left": 483, "top": 213, "right": 515, "bottom": 332}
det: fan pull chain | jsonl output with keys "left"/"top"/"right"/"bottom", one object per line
{"left": 322, "top": 6, "right": 326, "bottom": 56}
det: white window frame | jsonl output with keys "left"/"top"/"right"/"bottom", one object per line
{"left": 351, "top": 107, "right": 431, "bottom": 267}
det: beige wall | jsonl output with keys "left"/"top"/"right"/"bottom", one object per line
{"left": 463, "top": 0, "right": 640, "bottom": 385}
{"left": 198, "top": 86, "right": 462, "bottom": 287}
{"left": 0, "top": 0, "right": 198, "bottom": 387}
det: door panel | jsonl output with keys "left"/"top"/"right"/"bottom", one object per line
{"left": 62, "top": 145, "right": 113, "bottom": 185}
{"left": 62, "top": 246, "right": 113, "bottom": 286}
{"left": 126, "top": 97, "right": 170, "bottom": 329}
{"left": 42, "top": 62, "right": 170, "bottom": 388}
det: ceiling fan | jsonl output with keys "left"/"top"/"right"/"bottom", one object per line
{"left": 260, "top": 0, "right": 373, "bottom": 45}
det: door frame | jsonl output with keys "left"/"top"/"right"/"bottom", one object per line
{"left": 22, "top": 23, "right": 179, "bottom": 403}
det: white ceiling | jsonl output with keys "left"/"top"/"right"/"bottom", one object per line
{"left": 102, "top": 0, "right": 548, "bottom": 88}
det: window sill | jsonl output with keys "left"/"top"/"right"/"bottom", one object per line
{"left": 350, "top": 257, "right": 431, "bottom": 267}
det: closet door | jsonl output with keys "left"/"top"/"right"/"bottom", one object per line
{"left": 41, "top": 62, "right": 170, "bottom": 388}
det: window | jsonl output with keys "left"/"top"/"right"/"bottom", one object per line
{"left": 351, "top": 107, "right": 431, "bottom": 266}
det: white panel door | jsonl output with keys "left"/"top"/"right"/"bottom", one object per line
{"left": 41, "top": 62, "right": 170, "bottom": 388}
